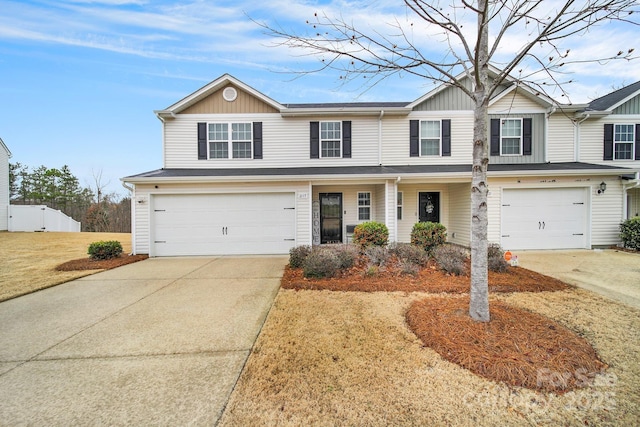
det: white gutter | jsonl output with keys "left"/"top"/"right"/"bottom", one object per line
{"left": 378, "top": 110, "right": 385, "bottom": 165}
{"left": 574, "top": 114, "right": 590, "bottom": 162}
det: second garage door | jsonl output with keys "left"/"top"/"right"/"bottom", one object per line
{"left": 501, "top": 188, "right": 588, "bottom": 250}
{"left": 152, "top": 193, "right": 296, "bottom": 256}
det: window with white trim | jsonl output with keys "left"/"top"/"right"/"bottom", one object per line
{"left": 208, "top": 122, "right": 252, "bottom": 159}
{"left": 397, "top": 191, "right": 403, "bottom": 220}
{"left": 321, "top": 121, "right": 341, "bottom": 158}
{"left": 501, "top": 118, "right": 522, "bottom": 155}
{"left": 614, "top": 124, "right": 635, "bottom": 160}
{"left": 358, "top": 192, "right": 371, "bottom": 221}
{"left": 420, "top": 120, "right": 440, "bottom": 156}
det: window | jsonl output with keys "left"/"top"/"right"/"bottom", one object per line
{"left": 358, "top": 192, "right": 371, "bottom": 221}
{"left": 420, "top": 120, "right": 441, "bottom": 156}
{"left": 614, "top": 124, "right": 635, "bottom": 160}
{"left": 208, "top": 122, "right": 252, "bottom": 159}
{"left": 501, "top": 118, "right": 522, "bottom": 155}
{"left": 321, "top": 121, "right": 341, "bottom": 158}
{"left": 397, "top": 191, "right": 403, "bottom": 220}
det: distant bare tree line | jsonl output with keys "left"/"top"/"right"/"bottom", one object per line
{"left": 9, "top": 163, "right": 131, "bottom": 233}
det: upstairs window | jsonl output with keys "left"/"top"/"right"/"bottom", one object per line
{"left": 614, "top": 124, "right": 635, "bottom": 160}
{"left": 501, "top": 118, "right": 522, "bottom": 155}
{"left": 208, "top": 122, "right": 252, "bottom": 159}
{"left": 420, "top": 121, "right": 441, "bottom": 156}
{"left": 358, "top": 192, "right": 371, "bottom": 221}
{"left": 321, "top": 121, "right": 342, "bottom": 158}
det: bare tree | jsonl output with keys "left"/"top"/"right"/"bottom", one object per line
{"left": 259, "top": 0, "right": 638, "bottom": 321}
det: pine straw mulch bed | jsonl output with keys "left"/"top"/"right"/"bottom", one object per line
{"left": 280, "top": 256, "right": 605, "bottom": 395}
{"left": 55, "top": 254, "right": 148, "bottom": 271}
{"left": 406, "top": 296, "right": 606, "bottom": 394}
{"left": 281, "top": 256, "right": 571, "bottom": 293}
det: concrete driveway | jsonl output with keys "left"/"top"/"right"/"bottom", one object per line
{"left": 0, "top": 256, "right": 287, "bottom": 425}
{"left": 518, "top": 249, "right": 640, "bottom": 309}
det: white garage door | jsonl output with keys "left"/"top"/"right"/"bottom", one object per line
{"left": 501, "top": 188, "right": 588, "bottom": 250}
{"left": 152, "top": 193, "right": 296, "bottom": 256}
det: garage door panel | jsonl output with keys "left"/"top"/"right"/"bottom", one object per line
{"left": 152, "top": 193, "right": 296, "bottom": 256}
{"left": 501, "top": 188, "right": 588, "bottom": 250}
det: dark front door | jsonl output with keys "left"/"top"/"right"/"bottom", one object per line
{"left": 320, "top": 193, "right": 342, "bottom": 244}
{"left": 419, "top": 192, "right": 440, "bottom": 223}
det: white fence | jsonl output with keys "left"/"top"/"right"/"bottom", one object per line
{"left": 8, "top": 205, "right": 81, "bottom": 232}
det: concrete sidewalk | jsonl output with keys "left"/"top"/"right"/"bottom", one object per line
{"left": 517, "top": 249, "right": 640, "bottom": 309}
{"left": 0, "top": 256, "right": 287, "bottom": 425}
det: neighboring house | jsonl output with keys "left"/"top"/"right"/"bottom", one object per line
{"left": 0, "top": 138, "right": 11, "bottom": 231}
{"left": 123, "top": 72, "right": 640, "bottom": 256}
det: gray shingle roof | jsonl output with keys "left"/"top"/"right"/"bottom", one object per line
{"left": 284, "top": 102, "right": 409, "bottom": 109}
{"left": 587, "top": 80, "right": 640, "bottom": 111}
{"left": 124, "top": 162, "right": 630, "bottom": 180}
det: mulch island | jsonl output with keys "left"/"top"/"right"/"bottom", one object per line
{"left": 56, "top": 254, "right": 148, "bottom": 271}
{"left": 283, "top": 250, "right": 604, "bottom": 394}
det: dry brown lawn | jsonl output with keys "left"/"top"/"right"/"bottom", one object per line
{"left": 220, "top": 289, "right": 640, "bottom": 426}
{"left": 0, "top": 231, "right": 132, "bottom": 301}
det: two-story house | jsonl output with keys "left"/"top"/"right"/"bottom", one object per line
{"left": 122, "top": 73, "right": 640, "bottom": 256}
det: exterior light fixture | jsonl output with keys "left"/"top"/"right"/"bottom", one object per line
{"left": 597, "top": 181, "right": 607, "bottom": 194}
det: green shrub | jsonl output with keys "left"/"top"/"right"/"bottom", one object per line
{"left": 353, "top": 221, "right": 389, "bottom": 249}
{"left": 433, "top": 244, "right": 468, "bottom": 276}
{"left": 620, "top": 216, "right": 640, "bottom": 250}
{"left": 488, "top": 243, "right": 509, "bottom": 272}
{"left": 289, "top": 245, "right": 312, "bottom": 268}
{"left": 364, "top": 246, "right": 390, "bottom": 266}
{"left": 302, "top": 248, "right": 341, "bottom": 278}
{"left": 411, "top": 222, "right": 447, "bottom": 254}
{"left": 88, "top": 240, "right": 123, "bottom": 260}
{"left": 389, "top": 242, "right": 428, "bottom": 266}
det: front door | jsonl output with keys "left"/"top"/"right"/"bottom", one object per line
{"left": 320, "top": 193, "right": 342, "bottom": 244}
{"left": 419, "top": 192, "right": 440, "bottom": 223}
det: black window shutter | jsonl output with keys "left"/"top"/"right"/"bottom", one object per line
{"left": 409, "top": 120, "right": 419, "bottom": 157}
{"left": 441, "top": 119, "right": 451, "bottom": 156}
{"left": 253, "top": 122, "right": 263, "bottom": 159}
{"left": 523, "top": 118, "right": 532, "bottom": 156}
{"left": 342, "top": 121, "right": 352, "bottom": 158}
{"left": 603, "top": 123, "right": 614, "bottom": 160}
{"left": 197, "top": 122, "right": 207, "bottom": 160}
{"left": 490, "top": 119, "right": 500, "bottom": 156}
{"left": 310, "top": 122, "right": 320, "bottom": 159}
{"left": 635, "top": 124, "right": 640, "bottom": 160}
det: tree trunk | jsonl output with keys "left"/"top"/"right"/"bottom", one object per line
{"left": 469, "top": 0, "right": 490, "bottom": 322}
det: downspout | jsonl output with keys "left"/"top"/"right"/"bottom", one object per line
{"left": 574, "top": 113, "right": 590, "bottom": 162}
{"left": 121, "top": 181, "right": 136, "bottom": 255}
{"left": 394, "top": 176, "right": 401, "bottom": 242}
{"left": 545, "top": 106, "right": 556, "bottom": 163}
{"left": 378, "top": 110, "right": 385, "bottom": 165}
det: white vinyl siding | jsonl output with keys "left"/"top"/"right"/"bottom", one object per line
{"left": 547, "top": 114, "right": 575, "bottom": 162}
{"left": 447, "top": 183, "right": 470, "bottom": 246}
{"left": 579, "top": 116, "right": 640, "bottom": 167}
{"left": 382, "top": 112, "right": 474, "bottom": 165}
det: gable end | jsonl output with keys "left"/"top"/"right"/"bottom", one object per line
{"left": 181, "top": 84, "right": 280, "bottom": 114}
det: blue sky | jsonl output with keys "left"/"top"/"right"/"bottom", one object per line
{"left": 1, "top": 0, "right": 639, "bottom": 197}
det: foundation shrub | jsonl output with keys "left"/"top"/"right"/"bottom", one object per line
{"left": 488, "top": 243, "right": 510, "bottom": 272}
{"left": 619, "top": 216, "right": 640, "bottom": 250}
{"left": 302, "top": 248, "right": 341, "bottom": 278}
{"left": 353, "top": 221, "right": 389, "bottom": 249}
{"left": 329, "top": 244, "right": 359, "bottom": 269}
{"left": 411, "top": 222, "right": 447, "bottom": 254}
{"left": 389, "top": 242, "right": 428, "bottom": 266}
{"left": 364, "top": 246, "right": 390, "bottom": 266}
{"left": 87, "top": 240, "right": 123, "bottom": 260}
{"left": 289, "top": 245, "right": 312, "bottom": 268}
{"left": 433, "top": 244, "right": 468, "bottom": 276}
